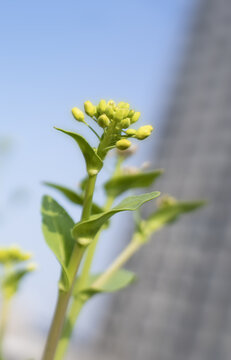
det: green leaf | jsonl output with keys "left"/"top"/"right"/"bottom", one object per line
{"left": 41, "top": 195, "right": 76, "bottom": 291}
{"left": 104, "top": 169, "right": 163, "bottom": 197}
{"left": 145, "top": 201, "right": 206, "bottom": 236}
{"left": 72, "top": 191, "right": 160, "bottom": 246}
{"left": 44, "top": 182, "right": 103, "bottom": 214}
{"left": 79, "top": 176, "right": 88, "bottom": 192}
{"left": 2, "top": 268, "right": 32, "bottom": 299}
{"left": 74, "top": 269, "right": 136, "bottom": 298}
{"left": 54, "top": 128, "right": 103, "bottom": 175}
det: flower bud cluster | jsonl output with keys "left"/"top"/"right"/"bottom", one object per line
{"left": 0, "top": 245, "right": 32, "bottom": 265}
{"left": 71, "top": 99, "right": 154, "bottom": 156}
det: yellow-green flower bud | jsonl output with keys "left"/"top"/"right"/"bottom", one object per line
{"left": 107, "top": 100, "right": 116, "bottom": 109}
{"left": 98, "top": 114, "right": 110, "bottom": 128}
{"left": 123, "top": 108, "right": 130, "bottom": 117}
{"left": 114, "top": 108, "right": 129, "bottom": 121}
{"left": 157, "top": 194, "right": 177, "bottom": 208}
{"left": 126, "top": 128, "right": 136, "bottom": 136}
{"left": 0, "top": 245, "right": 32, "bottom": 264}
{"left": 72, "top": 107, "right": 85, "bottom": 123}
{"left": 120, "top": 118, "right": 130, "bottom": 129}
{"left": 116, "top": 139, "right": 132, "bottom": 150}
{"left": 128, "top": 109, "right": 135, "bottom": 118}
{"left": 84, "top": 101, "right": 97, "bottom": 117}
{"left": 135, "top": 125, "right": 153, "bottom": 140}
{"left": 97, "top": 99, "right": 107, "bottom": 114}
{"left": 27, "top": 262, "right": 38, "bottom": 271}
{"left": 113, "top": 108, "right": 124, "bottom": 121}
{"left": 131, "top": 111, "right": 141, "bottom": 124}
{"left": 117, "top": 101, "right": 125, "bottom": 108}
{"left": 118, "top": 101, "right": 130, "bottom": 109}
{"left": 116, "top": 144, "right": 137, "bottom": 157}
{"left": 105, "top": 105, "right": 115, "bottom": 118}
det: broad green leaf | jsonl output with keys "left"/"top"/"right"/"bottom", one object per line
{"left": 44, "top": 182, "right": 103, "bottom": 214}
{"left": 145, "top": 201, "right": 206, "bottom": 236}
{"left": 72, "top": 191, "right": 160, "bottom": 246}
{"left": 55, "top": 128, "right": 103, "bottom": 175}
{"left": 41, "top": 195, "right": 76, "bottom": 291}
{"left": 104, "top": 169, "right": 163, "bottom": 197}
{"left": 74, "top": 269, "right": 136, "bottom": 298}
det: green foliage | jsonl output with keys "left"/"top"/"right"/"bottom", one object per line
{"left": 104, "top": 169, "right": 163, "bottom": 197}
{"left": 41, "top": 195, "right": 76, "bottom": 291}
{"left": 143, "top": 200, "right": 206, "bottom": 238}
{"left": 0, "top": 246, "right": 31, "bottom": 265}
{"left": 75, "top": 269, "right": 136, "bottom": 298}
{"left": 40, "top": 99, "right": 205, "bottom": 360}
{"left": 54, "top": 128, "right": 103, "bottom": 175}
{"left": 2, "top": 266, "right": 35, "bottom": 300}
{"left": 0, "top": 245, "right": 35, "bottom": 299}
{"left": 72, "top": 192, "right": 160, "bottom": 246}
{"left": 44, "top": 182, "right": 103, "bottom": 214}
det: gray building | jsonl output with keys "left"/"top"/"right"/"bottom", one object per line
{"left": 79, "top": 0, "right": 231, "bottom": 359}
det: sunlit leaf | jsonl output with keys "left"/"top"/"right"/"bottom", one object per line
{"left": 55, "top": 128, "right": 103, "bottom": 175}
{"left": 72, "top": 191, "right": 160, "bottom": 246}
{"left": 145, "top": 201, "right": 206, "bottom": 236}
{"left": 41, "top": 195, "right": 76, "bottom": 291}
{"left": 74, "top": 269, "right": 136, "bottom": 298}
{"left": 104, "top": 169, "right": 163, "bottom": 197}
{"left": 44, "top": 182, "right": 103, "bottom": 214}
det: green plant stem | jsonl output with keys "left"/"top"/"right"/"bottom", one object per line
{"left": 55, "top": 157, "right": 123, "bottom": 360}
{"left": 54, "top": 296, "right": 85, "bottom": 360}
{"left": 41, "top": 246, "right": 84, "bottom": 360}
{"left": 55, "top": 234, "right": 142, "bottom": 360}
{"left": 42, "top": 174, "right": 97, "bottom": 360}
{"left": 0, "top": 296, "right": 10, "bottom": 360}
{"left": 77, "top": 158, "right": 119, "bottom": 289}
{"left": 76, "top": 232, "right": 101, "bottom": 291}
{"left": 92, "top": 234, "right": 142, "bottom": 290}
{"left": 79, "top": 194, "right": 114, "bottom": 286}
{"left": 87, "top": 125, "right": 101, "bottom": 141}
{"left": 81, "top": 174, "right": 97, "bottom": 221}
{"left": 54, "top": 195, "right": 114, "bottom": 360}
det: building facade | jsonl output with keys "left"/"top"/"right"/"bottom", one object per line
{"left": 71, "top": 0, "right": 231, "bottom": 359}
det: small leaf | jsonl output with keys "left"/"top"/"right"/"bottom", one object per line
{"left": 2, "top": 267, "right": 34, "bottom": 299}
{"left": 145, "top": 201, "right": 206, "bottom": 235}
{"left": 74, "top": 269, "right": 136, "bottom": 298}
{"left": 41, "top": 195, "right": 76, "bottom": 291}
{"left": 72, "top": 191, "right": 160, "bottom": 246}
{"left": 79, "top": 176, "right": 88, "bottom": 192}
{"left": 44, "top": 182, "right": 103, "bottom": 214}
{"left": 55, "top": 128, "right": 103, "bottom": 175}
{"left": 104, "top": 169, "right": 163, "bottom": 197}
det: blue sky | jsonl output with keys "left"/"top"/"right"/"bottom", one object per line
{"left": 0, "top": 0, "right": 198, "bottom": 336}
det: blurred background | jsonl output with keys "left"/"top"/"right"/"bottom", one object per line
{"left": 1, "top": 0, "right": 231, "bottom": 359}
